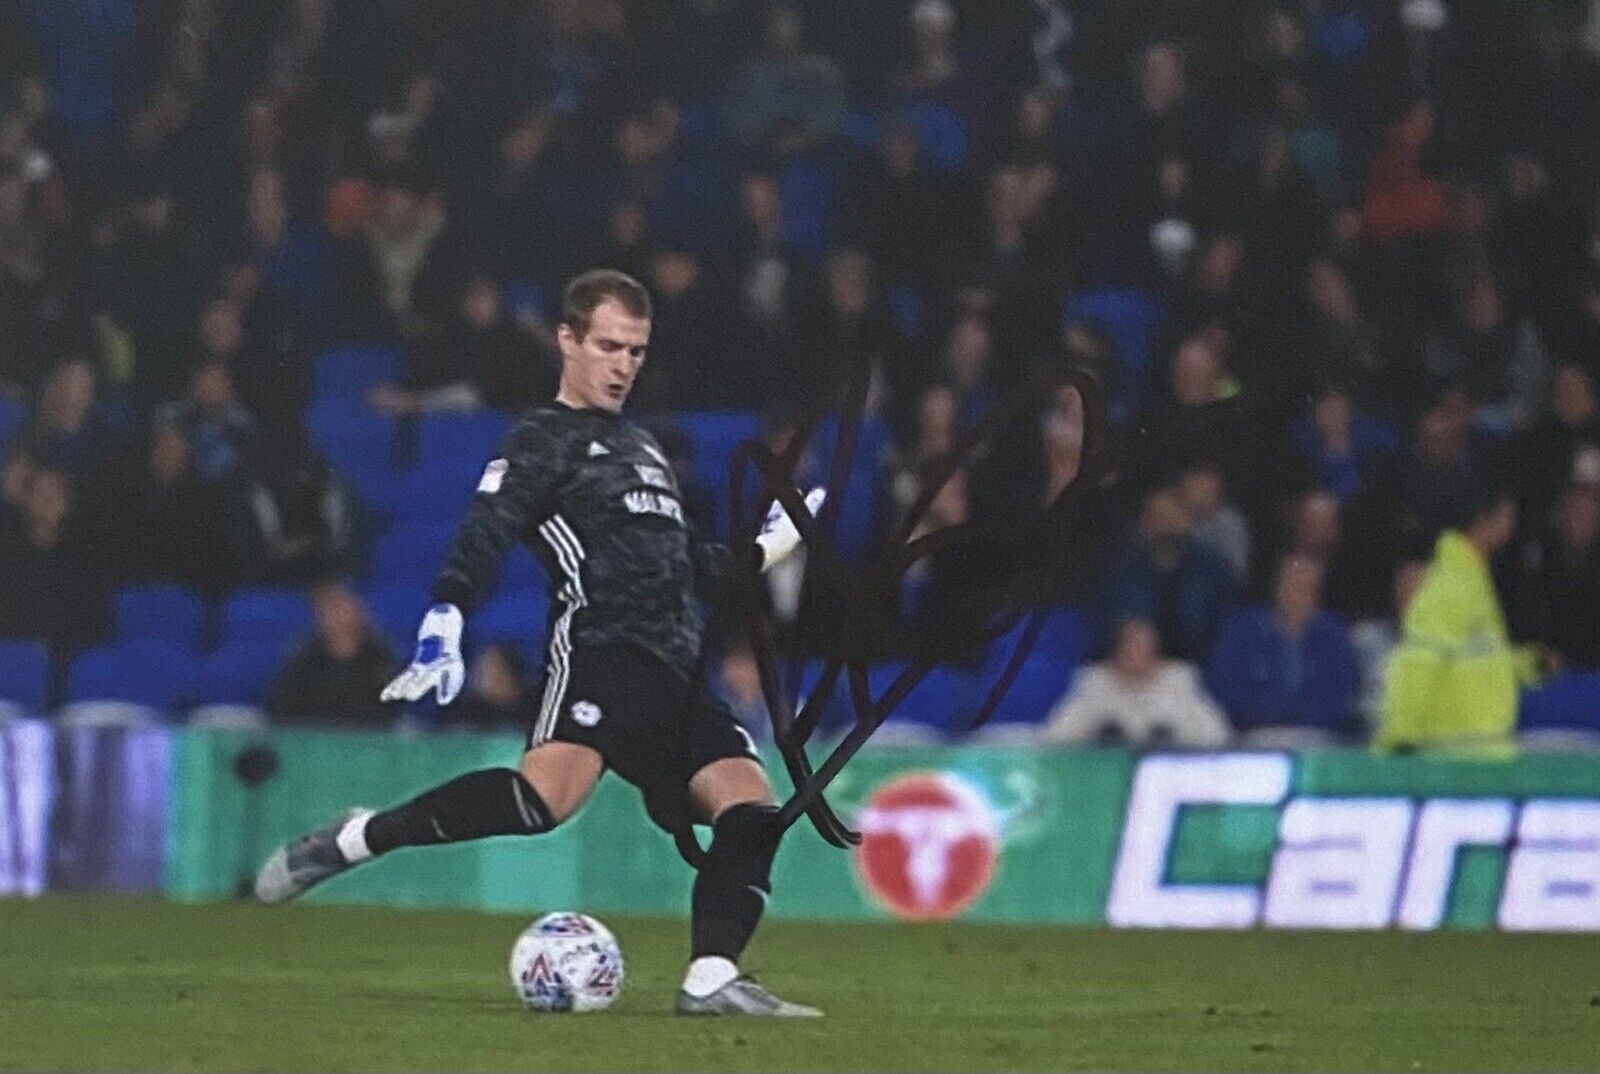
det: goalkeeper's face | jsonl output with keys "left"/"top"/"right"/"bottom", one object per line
{"left": 557, "top": 299, "right": 651, "bottom": 413}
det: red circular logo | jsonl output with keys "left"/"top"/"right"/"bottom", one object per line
{"left": 854, "top": 771, "right": 1000, "bottom": 920}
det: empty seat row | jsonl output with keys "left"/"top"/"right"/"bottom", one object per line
{"left": 0, "top": 588, "right": 553, "bottom": 716}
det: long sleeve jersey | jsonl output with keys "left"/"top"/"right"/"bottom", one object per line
{"left": 431, "top": 402, "right": 733, "bottom": 678}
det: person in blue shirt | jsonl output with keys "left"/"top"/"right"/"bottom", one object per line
{"left": 1290, "top": 382, "right": 1399, "bottom": 503}
{"left": 1206, "top": 552, "right": 1361, "bottom": 741}
{"left": 1104, "top": 484, "right": 1236, "bottom": 660}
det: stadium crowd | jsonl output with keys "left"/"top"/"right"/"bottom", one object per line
{"left": 2, "top": 0, "right": 1599, "bottom": 751}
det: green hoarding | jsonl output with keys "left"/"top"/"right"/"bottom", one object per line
{"left": 166, "top": 730, "right": 1600, "bottom": 930}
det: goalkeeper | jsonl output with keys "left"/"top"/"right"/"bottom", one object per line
{"left": 256, "top": 269, "right": 825, "bottom": 1017}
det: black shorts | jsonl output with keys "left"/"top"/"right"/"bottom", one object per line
{"left": 526, "top": 643, "right": 760, "bottom": 832}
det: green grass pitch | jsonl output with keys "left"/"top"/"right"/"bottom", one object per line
{"left": 1, "top": 896, "right": 1597, "bottom": 1072}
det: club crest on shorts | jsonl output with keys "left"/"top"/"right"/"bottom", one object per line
{"left": 571, "top": 700, "right": 602, "bottom": 727}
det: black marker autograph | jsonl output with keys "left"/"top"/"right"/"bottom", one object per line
{"left": 675, "top": 350, "right": 1245, "bottom": 866}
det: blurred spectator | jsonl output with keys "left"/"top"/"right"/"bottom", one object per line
{"left": 1043, "top": 617, "right": 1230, "bottom": 747}
{"left": 1103, "top": 485, "right": 1235, "bottom": 660}
{"left": 1038, "top": 382, "right": 1085, "bottom": 506}
{"left": 1143, "top": 153, "right": 1202, "bottom": 286}
{"left": 119, "top": 422, "right": 228, "bottom": 592}
{"left": 938, "top": 312, "right": 997, "bottom": 424}
{"left": 0, "top": 165, "right": 63, "bottom": 396}
{"left": 899, "top": 464, "right": 1002, "bottom": 660}
{"left": 631, "top": 249, "right": 731, "bottom": 411}
{"left": 1383, "top": 389, "right": 1485, "bottom": 558}
{"left": 723, "top": 170, "right": 820, "bottom": 406}
{"left": 1280, "top": 488, "right": 1373, "bottom": 619}
{"left": 1290, "top": 382, "right": 1400, "bottom": 503}
{"left": 891, "top": 384, "right": 959, "bottom": 518}
{"left": 839, "top": 120, "right": 968, "bottom": 298}
{"left": 190, "top": 295, "right": 285, "bottom": 423}
{"left": 814, "top": 249, "right": 900, "bottom": 416}
{"left": 1351, "top": 559, "right": 1429, "bottom": 732}
{"left": 94, "top": 183, "right": 206, "bottom": 406}
{"left": 592, "top": 197, "right": 653, "bottom": 285}
{"left": 1, "top": 447, "right": 37, "bottom": 524}
{"left": 0, "top": 466, "right": 108, "bottom": 650}
{"left": 1423, "top": 269, "right": 1550, "bottom": 434}
{"left": 0, "top": 0, "right": 1597, "bottom": 736}
{"left": 330, "top": 170, "right": 464, "bottom": 342}
{"left": 1516, "top": 484, "right": 1600, "bottom": 670}
{"left": 155, "top": 360, "right": 256, "bottom": 487}
{"left": 451, "top": 644, "right": 537, "bottom": 733}
{"left": 724, "top": 4, "right": 847, "bottom": 161}
{"left": 1517, "top": 363, "right": 1600, "bottom": 525}
{"left": 1177, "top": 459, "right": 1249, "bottom": 582}
{"left": 1360, "top": 100, "right": 1447, "bottom": 242}
{"left": 460, "top": 107, "right": 563, "bottom": 285}
{"left": 1164, "top": 237, "right": 1248, "bottom": 355}
{"left": 1125, "top": 42, "right": 1209, "bottom": 174}
{"left": 267, "top": 582, "right": 399, "bottom": 728}
{"left": 1207, "top": 553, "right": 1360, "bottom": 742}
{"left": 1380, "top": 486, "right": 1537, "bottom": 754}
{"left": 897, "top": 0, "right": 965, "bottom": 103}
{"left": 963, "top": 165, "right": 1063, "bottom": 336}
{"left": 14, "top": 357, "right": 120, "bottom": 477}
{"left": 1301, "top": 260, "right": 1379, "bottom": 403}
{"left": 371, "top": 275, "right": 549, "bottom": 416}
{"left": 248, "top": 427, "right": 356, "bottom": 585}
{"left": 243, "top": 167, "right": 327, "bottom": 323}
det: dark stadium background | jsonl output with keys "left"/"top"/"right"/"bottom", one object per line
{"left": 3, "top": 0, "right": 1598, "bottom": 743}
{"left": 3, "top": 3, "right": 1600, "bottom": 1071}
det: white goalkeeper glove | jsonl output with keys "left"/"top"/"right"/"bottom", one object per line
{"left": 756, "top": 487, "right": 826, "bottom": 572}
{"left": 380, "top": 603, "right": 466, "bottom": 705}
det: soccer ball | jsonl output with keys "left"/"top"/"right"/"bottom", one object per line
{"left": 509, "top": 912, "right": 624, "bottom": 1012}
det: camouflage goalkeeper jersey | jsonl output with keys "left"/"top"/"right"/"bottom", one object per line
{"left": 430, "top": 401, "right": 733, "bottom": 679}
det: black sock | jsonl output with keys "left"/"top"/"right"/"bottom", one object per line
{"left": 691, "top": 803, "right": 782, "bottom": 962}
{"left": 364, "top": 768, "right": 552, "bottom": 855}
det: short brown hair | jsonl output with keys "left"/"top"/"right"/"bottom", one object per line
{"left": 562, "top": 268, "right": 651, "bottom": 338}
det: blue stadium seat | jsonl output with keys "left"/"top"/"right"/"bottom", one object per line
{"left": 888, "top": 286, "right": 925, "bottom": 337}
{"left": 967, "top": 654, "right": 1076, "bottom": 729}
{"left": 417, "top": 411, "right": 514, "bottom": 470}
{"left": 674, "top": 410, "right": 762, "bottom": 499}
{"left": 844, "top": 108, "right": 881, "bottom": 150}
{"left": 1002, "top": 606, "right": 1091, "bottom": 665}
{"left": 470, "top": 588, "right": 548, "bottom": 665}
{"left": 0, "top": 395, "right": 24, "bottom": 456}
{"left": 66, "top": 639, "right": 199, "bottom": 710}
{"left": 112, "top": 585, "right": 206, "bottom": 651}
{"left": 808, "top": 415, "right": 890, "bottom": 561}
{"left": 678, "top": 100, "right": 721, "bottom": 143}
{"left": 218, "top": 587, "right": 315, "bottom": 648}
{"left": 867, "top": 661, "right": 965, "bottom": 741}
{"left": 370, "top": 520, "right": 457, "bottom": 587}
{"left": 1063, "top": 288, "right": 1166, "bottom": 423}
{"left": 312, "top": 345, "right": 406, "bottom": 400}
{"left": 503, "top": 280, "right": 549, "bottom": 323}
{"left": 359, "top": 463, "right": 480, "bottom": 523}
{"left": 195, "top": 640, "right": 293, "bottom": 706}
{"left": 779, "top": 159, "right": 838, "bottom": 261}
{"left": 910, "top": 100, "right": 969, "bottom": 172}
{"left": 0, "top": 640, "right": 49, "bottom": 710}
{"left": 305, "top": 399, "right": 400, "bottom": 483}
{"left": 359, "top": 584, "right": 432, "bottom": 656}
{"left": 1520, "top": 672, "right": 1600, "bottom": 735}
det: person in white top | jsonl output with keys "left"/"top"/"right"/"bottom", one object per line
{"left": 1043, "top": 617, "right": 1232, "bottom": 747}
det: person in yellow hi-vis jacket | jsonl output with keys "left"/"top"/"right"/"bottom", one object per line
{"left": 1379, "top": 486, "right": 1541, "bottom": 754}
